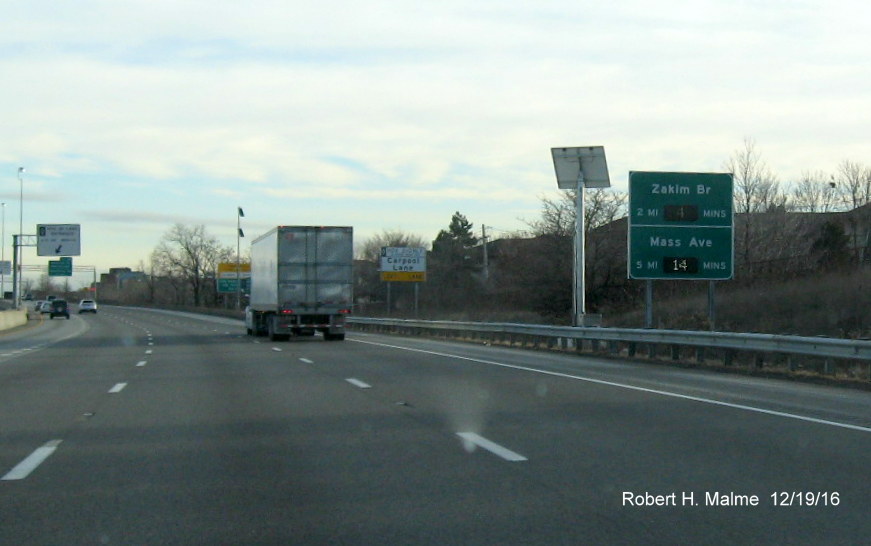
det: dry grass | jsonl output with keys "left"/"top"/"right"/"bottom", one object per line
{"left": 609, "top": 269, "right": 871, "bottom": 338}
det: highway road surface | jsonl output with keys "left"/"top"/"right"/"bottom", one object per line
{"left": 1, "top": 307, "right": 869, "bottom": 544}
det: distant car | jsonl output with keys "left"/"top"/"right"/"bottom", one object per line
{"left": 38, "top": 301, "right": 52, "bottom": 314}
{"left": 49, "top": 299, "right": 70, "bottom": 319}
{"left": 78, "top": 300, "right": 98, "bottom": 314}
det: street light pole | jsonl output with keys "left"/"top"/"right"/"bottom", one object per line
{"left": 15, "top": 168, "right": 24, "bottom": 309}
{"left": 236, "top": 207, "right": 244, "bottom": 310}
{"left": 1, "top": 202, "right": 6, "bottom": 301}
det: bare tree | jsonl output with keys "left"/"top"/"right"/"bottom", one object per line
{"left": 724, "top": 138, "right": 786, "bottom": 268}
{"left": 36, "top": 274, "right": 56, "bottom": 296}
{"left": 834, "top": 160, "right": 871, "bottom": 266}
{"left": 150, "top": 224, "right": 232, "bottom": 306}
{"left": 724, "top": 138, "right": 784, "bottom": 214}
{"left": 526, "top": 188, "right": 627, "bottom": 238}
{"left": 358, "top": 229, "right": 428, "bottom": 262}
{"left": 792, "top": 170, "right": 838, "bottom": 212}
{"left": 836, "top": 159, "right": 871, "bottom": 210}
{"left": 527, "top": 192, "right": 574, "bottom": 238}
{"left": 585, "top": 188, "right": 628, "bottom": 234}
{"left": 515, "top": 189, "right": 628, "bottom": 319}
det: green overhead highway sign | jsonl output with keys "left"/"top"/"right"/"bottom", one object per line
{"left": 217, "top": 277, "right": 251, "bottom": 294}
{"left": 48, "top": 257, "right": 73, "bottom": 277}
{"left": 628, "top": 171, "right": 734, "bottom": 280}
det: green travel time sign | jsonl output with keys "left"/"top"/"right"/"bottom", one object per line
{"left": 628, "top": 171, "right": 734, "bottom": 280}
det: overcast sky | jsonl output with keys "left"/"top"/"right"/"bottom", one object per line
{"left": 1, "top": 0, "right": 869, "bottom": 287}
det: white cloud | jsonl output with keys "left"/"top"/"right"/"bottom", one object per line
{"left": 2, "top": 0, "right": 870, "bottom": 271}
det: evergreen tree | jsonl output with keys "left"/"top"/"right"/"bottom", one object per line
{"left": 433, "top": 212, "right": 477, "bottom": 253}
{"left": 429, "top": 212, "right": 479, "bottom": 311}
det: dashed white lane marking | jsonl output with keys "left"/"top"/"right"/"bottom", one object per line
{"left": 2, "top": 440, "right": 63, "bottom": 480}
{"left": 108, "top": 383, "right": 127, "bottom": 394}
{"left": 456, "top": 433, "right": 528, "bottom": 462}
{"left": 144, "top": 349, "right": 152, "bottom": 355}
{"left": 272, "top": 347, "right": 283, "bottom": 352}
{"left": 345, "top": 378, "right": 372, "bottom": 389}
{"left": 300, "top": 358, "right": 314, "bottom": 364}
{"left": 1, "top": 345, "right": 47, "bottom": 358}
{"left": 136, "top": 361, "right": 147, "bottom": 367}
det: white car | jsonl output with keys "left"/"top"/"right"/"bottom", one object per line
{"left": 38, "top": 301, "right": 52, "bottom": 314}
{"left": 78, "top": 300, "right": 98, "bottom": 314}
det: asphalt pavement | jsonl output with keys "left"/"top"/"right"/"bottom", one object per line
{"left": 1, "top": 307, "right": 868, "bottom": 544}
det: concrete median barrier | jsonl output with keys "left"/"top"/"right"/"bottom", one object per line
{"left": 0, "top": 309, "right": 28, "bottom": 332}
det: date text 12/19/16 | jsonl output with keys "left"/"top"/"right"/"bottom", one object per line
{"left": 622, "top": 491, "right": 841, "bottom": 507}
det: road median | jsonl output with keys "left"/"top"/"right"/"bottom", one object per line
{"left": 0, "top": 309, "right": 28, "bottom": 332}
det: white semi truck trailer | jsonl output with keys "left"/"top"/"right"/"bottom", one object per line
{"left": 245, "top": 226, "right": 353, "bottom": 341}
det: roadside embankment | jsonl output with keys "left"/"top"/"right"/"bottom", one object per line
{"left": 0, "top": 309, "right": 28, "bottom": 332}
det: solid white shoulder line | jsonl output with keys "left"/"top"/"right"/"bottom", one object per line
{"left": 351, "top": 339, "right": 871, "bottom": 434}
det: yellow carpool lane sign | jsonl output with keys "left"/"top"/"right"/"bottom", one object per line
{"left": 218, "top": 263, "right": 251, "bottom": 275}
{"left": 380, "top": 271, "right": 426, "bottom": 282}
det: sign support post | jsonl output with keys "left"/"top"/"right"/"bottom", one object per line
{"left": 11, "top": 234, "right": 36, "bottom": 309}
{"left": 386, "top": 282, "right": 392, "bottom": 315}
{"left": 12, "top": 234, "right": 19, "bottom": 309}
{"left": 574, "top": 169, "right": 585, "bottom": 327}
{"left": 708, "top": 281, "right": 716, "bottom": 331}
{"left": 551, "top": 146, "right": 611, "bottom": 327}
{"left": 645, "top": 279, "right": 653, "bottom": 329}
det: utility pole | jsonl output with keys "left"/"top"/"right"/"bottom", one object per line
{"left": 481, "top": 225, "right": 490, "bottom": 280}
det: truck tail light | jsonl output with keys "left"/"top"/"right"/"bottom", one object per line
{"left": 280, "top": 309, "right": 294, "bottom": 314}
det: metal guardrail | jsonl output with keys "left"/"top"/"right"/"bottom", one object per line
{"left": 347, "top": 317, "right": 871, "bottom": 379}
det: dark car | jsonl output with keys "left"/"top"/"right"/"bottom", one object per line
{"left": 49, "top": 299, "right": 70, "bottom": 320}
